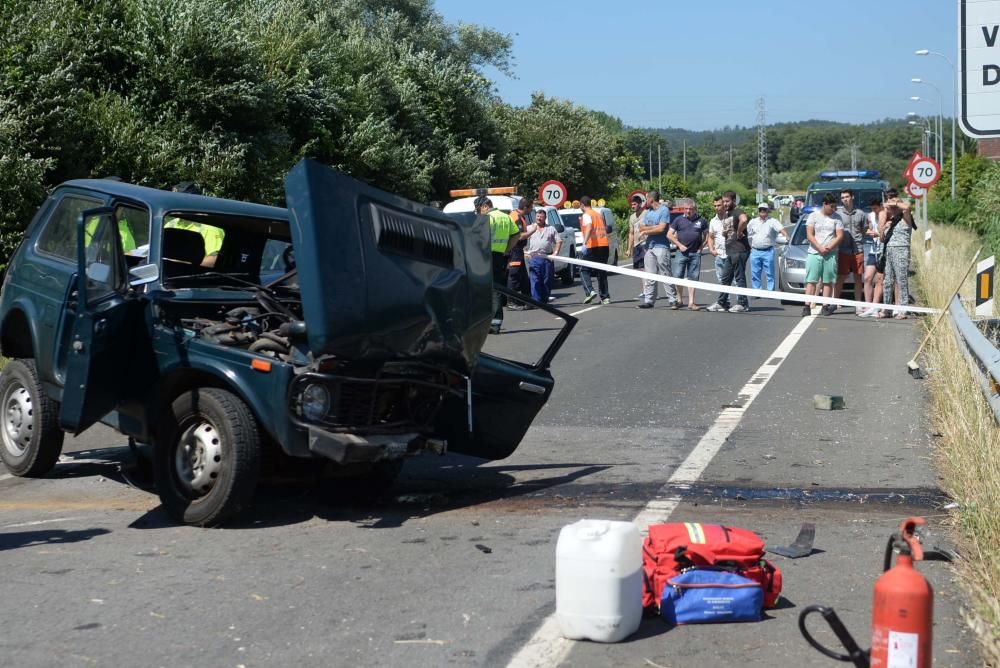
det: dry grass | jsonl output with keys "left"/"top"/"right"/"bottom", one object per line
{"left": 914, "top": 224, "right": 1000, "bottom": 665}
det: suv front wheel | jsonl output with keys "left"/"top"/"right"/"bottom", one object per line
{"left": 155, "top": 388, "right": 261, "bottom": 527}
{"left": 0, "top": 359, "right": 64, "bottom": 476}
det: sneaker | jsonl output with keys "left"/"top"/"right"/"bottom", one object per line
{"left": 583, "top": 291, "right": 597, "bottom": 304}
{"left": 635, "top": 302, "right": 654, "bottom": 309}
{"left": 821, "top": 305, "right": 835, "bottom": 316}
{"left": 706, "top": 303, "right": 727, "bottom": 312}
{"left": 507, "top": 303, "right": 525, "bottom": 311}
{"left": 728, "top": 304, "right": 749, "bottom": 313}
{"left": 601, "top": 298, "right": 611, "bottom": 305}
{"left": 489, "top": 324, "right": 501, "bottom": 335}
{"left": 801, "top": 305, "right": 812, "bottom": 317}
{"left": 670, "top": 302, "right": 680, "bottom": 310}
{"left": 548, "top": 296, "right": 556, "bottom": 302}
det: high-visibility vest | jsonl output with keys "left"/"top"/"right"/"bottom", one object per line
{"left": 488, "top": 209, "right": 519, "bottom": 254}
{"left": 84, "top": 216, "right": 138, "bottom": 253}
{"left": 582, "top": 208, "right": 609, "bottom": 249}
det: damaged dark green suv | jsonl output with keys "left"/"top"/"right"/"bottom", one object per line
{"left": 0, "top": 160, "right": 574, "bottom": 526}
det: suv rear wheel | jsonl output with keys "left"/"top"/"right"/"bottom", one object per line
{"left": 0, "top": 359, "right": 64, "bottom": 476}
{"left": 155, "top": 388, "right": 260, "bottom": 527}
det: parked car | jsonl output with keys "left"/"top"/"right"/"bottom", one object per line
{"left": 0, "top": 161, "right": 575, "bottom": 526}
{"left": 442, "top": 194, "right": 577, "bottom": 285}
{"left": 775, "top": 218, "right": 856, "bottom": 300}
{"left": 558, "top": 207, "right": 619, "bottom": 265}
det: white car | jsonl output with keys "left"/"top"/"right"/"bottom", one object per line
{"left": 442, "top": 195, "right": 577, "bottom": 286}
{"left": 558, "top": 207, "right": 619, "bottom": 265}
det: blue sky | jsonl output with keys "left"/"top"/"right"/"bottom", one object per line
{"left": 433, "top": 0, "right": 959, "bottom": 130}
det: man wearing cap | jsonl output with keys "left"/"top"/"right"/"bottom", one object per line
{"left": 506, "top": 198, "right": 534, "bottom": 307}
{"left": 478, "top": 196, "right": 521, "bottom": 334}
{"left": 747, "top": 202, "right": 787, "bottom": 291}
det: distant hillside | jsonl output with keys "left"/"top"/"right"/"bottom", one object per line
{"left": 640, "top": 118, "right": 916, "bottom": 151}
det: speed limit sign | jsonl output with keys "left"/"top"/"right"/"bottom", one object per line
{"left": 628, "top": 190, "right": 647, "bottom": 206}
{"left": 909, "top": 157, "right": 941, "bottom": 188}
{"left": 538, "top": 180, "right": 567, "bottom": 208}
{"left": 905, "top": 182, "right": 926, "bottom": 199}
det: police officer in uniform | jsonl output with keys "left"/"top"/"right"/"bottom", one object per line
{"left": 477, "top": 196, "right": 521, "bottom": 334}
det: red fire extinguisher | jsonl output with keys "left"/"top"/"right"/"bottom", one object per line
{"left": 799, "top": 517, "right": 954, "bottom": 668}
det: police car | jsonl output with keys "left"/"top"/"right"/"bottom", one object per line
{"left": 442, "top": 188, "right": 578, "bottom": 285}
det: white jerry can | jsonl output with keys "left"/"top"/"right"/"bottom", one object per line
{"left": 555, "top": 519, "right": 643, "bottom": 643}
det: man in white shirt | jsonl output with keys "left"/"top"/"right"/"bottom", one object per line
{"left": 803, "top": 192, "right": 845, "bottom": 317}
{"left": 524, "top": 208, "right": 563, "bottom": 304}
{"left": 705, "top": 196, "right": 731, "bottom": 312}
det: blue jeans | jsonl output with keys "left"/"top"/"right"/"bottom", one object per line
{"left": 714, "top": 256, "right": 730, "bottom": 308}
{"left": 749, "top": 247, "right": 776, "bottom": 290}
{"left": 528, "top": 256, "right": 553, "bottom": 304}
{"left": 672, "top": 251, "right": 701, "bottom": 281}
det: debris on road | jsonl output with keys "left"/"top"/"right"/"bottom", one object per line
{"left": 814, "top": 394, "right": 846, "bottom": 410}
{"left": 474, "top": 544, "right": 492, "bottom": 554}
{"left": 767, "top": 522, "right": 817, "bottom": 559}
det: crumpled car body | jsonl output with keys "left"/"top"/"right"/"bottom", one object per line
{"left": 0, "top": 160, "right": 575, "bottom": 525}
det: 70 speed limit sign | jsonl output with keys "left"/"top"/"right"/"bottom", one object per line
{"left": 909, "top": 156, "right": 942, "bottom": 188}
{"left": 538, "top": 180, "right": 567, "bottom": 208}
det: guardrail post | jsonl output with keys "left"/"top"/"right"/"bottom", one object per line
{"left": 976, "top": 256, "right": 995, "bottom": 317}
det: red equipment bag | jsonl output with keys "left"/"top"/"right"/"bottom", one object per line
{"left": 642, "top": 522, "right": 783, "bottom": 611}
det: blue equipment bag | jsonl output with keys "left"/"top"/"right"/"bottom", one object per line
{"left": 660, "top": 569, "right": 764, "bottom": 626}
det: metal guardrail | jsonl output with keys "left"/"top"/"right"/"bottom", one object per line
{"left": 948, "top": 296, "right": 1000, "bottom": 423}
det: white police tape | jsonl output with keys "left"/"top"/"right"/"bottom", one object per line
{"left": 547, "top": 254, "right": 941, "bottom": 314}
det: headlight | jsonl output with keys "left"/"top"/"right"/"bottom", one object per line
{"left": 784, "top": 257, "right": 805, "bottom": 269}
{"left": 300, "top": 383, "right": 331, "bottom": 421}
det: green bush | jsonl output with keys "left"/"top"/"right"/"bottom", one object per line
{"left": 928, "top": 198, "right": 972, "bottom": 226}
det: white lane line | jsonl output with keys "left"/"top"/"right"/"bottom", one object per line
{"left": 3, "top": 517, "right": 83, "bottom": 529}
{"left": 506, "top": 314, "right": 817, "bottom": 668}
{"left": 567, "top": 305, "right": 601, "bottom": 317}
{"left": 0, "top": 473, "right": 13, "bottom": 482}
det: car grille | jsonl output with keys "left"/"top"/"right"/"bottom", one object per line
{"left": 372, "top": 204, "right": 454, "bottom": 267}
{"left": 290, "top": 365, "right": 461, "bottom": 434}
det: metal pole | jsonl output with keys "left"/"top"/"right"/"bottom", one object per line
{"left": 657, "top": 143, "right": 662, "bottom": 192}
{"left": 917, "top": 49, "right": 958, "bottom": 198}
{"left": 729, "top": 145, "right": 733, "bottom": 181}
{"left": 648, "top": 143, "right": 652, "bottom": 188}
{"left": 682, "top": 139, "right": 687, "bottom": 182}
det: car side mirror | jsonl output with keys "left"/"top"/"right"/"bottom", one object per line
{"left": 128, "top": 263, "right": 159, "bottom": 287}
{"left": 776, "top": 237, "right": 788, "bottom": 245}
{"left": 554, "top": 222, "right": 565, "bottom": 233}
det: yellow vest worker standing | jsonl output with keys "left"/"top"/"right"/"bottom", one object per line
{"left": 479, "top": 196, "right": 520, "bottom": 334}
{"left": 579, "top": 195, "right": 611, "bottom": 304}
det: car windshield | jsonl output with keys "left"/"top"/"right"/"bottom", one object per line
{"left": 444, "top": 209, "right": 512, "bottom": 226}
{"left": 160, "top": 212, "right": 291, "bottom": 287}
{"left": 806, "top": 188, "right": 883, "bottom": 210}
{"left": 559, "top": 213, "right": 582, "bottom": 229}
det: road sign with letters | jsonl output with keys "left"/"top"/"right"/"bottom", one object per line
{"left": 961, "top": 1, "right": 1000, "bottom": 137}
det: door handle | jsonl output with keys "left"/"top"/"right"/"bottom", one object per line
{"left": 518, "top": 381, "right": 546, "bottom": 395}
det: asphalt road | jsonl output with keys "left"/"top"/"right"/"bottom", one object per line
{"left": 0, "top": 261, "right": 975, "bottom": 667}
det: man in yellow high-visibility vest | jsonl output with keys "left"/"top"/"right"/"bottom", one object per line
{"left": 479, "top": 196, "right": 520, "bottom": 335}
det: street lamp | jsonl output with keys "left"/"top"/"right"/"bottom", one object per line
{"left": 908, "top": 100, "right": 938, "bottom": 162}
{"left": 911, "top": 78, "right": 944, "bottom": 177}
{"left": 916, "top": 49, "right": 958, "bottom": 199}
{"left": 908, "top": 120, "right": 934, "bottom": 156}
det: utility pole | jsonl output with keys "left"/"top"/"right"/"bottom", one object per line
{"left": 729, "top": 144, "right": 733, "bottom": 181}
{"left": 657, "top": 143, "right": 662, "bottom": 192}
{"left": 648, "top": 143, "right": 653, "bottom": 188}
{"left": 756, "top": 97, "right": 768, "bottom": 202}
{"left": 682, "top": 139, "right": 687, "bottom": 182}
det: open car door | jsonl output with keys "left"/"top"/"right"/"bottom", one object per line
{"left": 59, "top": 208, "right": 143, "bottom": 434}
{"left": 432, "top": 286, "right": 576, "bottom": 461}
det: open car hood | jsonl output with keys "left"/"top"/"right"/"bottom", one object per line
{"left": 284, "top": 159, "right": 492, "bottom": 368}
